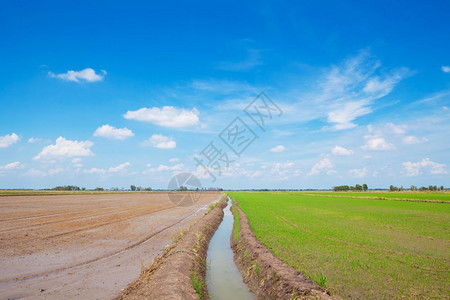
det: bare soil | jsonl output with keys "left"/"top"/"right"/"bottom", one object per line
{"left": 0, "top": 192, "right": 220, "bottom": 299}
{"left": 231, "top": 201, "right": 340, "bottom": 300}
{"left": 117, "top": 198, "right": 227, "bottom": 300}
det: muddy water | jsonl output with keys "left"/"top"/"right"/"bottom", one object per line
{"left": 206, "top": 199, "right": 254, "bottom": 300}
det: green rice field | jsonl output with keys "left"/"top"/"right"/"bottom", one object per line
{"left": 306, "top": 191, "right": 450, "bottom": 202}
{"left": 229, "top": 191, "right": 450, "bottom": 299}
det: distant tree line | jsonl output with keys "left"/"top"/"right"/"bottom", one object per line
{"left": 391, "top": 185, "right": 445, "bottom": 191}
{"left": 53, "top": 185, "right": 85, "bottom": 191}
{"left": 130, "top": 185, "right": 152, "bottom": 191}
{"left": 333, "top": 184, "right": 368, "bottom": 191}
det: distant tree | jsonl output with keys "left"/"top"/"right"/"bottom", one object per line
{"left": 389, "top": 185, "right": 399, "bottom": 192}
{"left": 362, "top": 183, "right": 368, "bottom": 191}
{"left": 399, "top": 186, "right": 404, "bottom": 191}
{"left": 144, "top": 187, "right": 152, "bottom": 191}
{"left": 178, "top": 185, "right": 188, "bottom": 191}
{"left": 354, "top": 184, "right": 363, "bottom": 191}
{"left": 82, "top": 187, "right": 86, "bottom": 191}
{"left": 53, "top": 185, "right": 80, "bottom": 191}
{"left": 130, "top": 185, "right": 136, "bottom": 191}
{"left": 95, "top": 187, "right": 104, "bottom": 191}
{"left": 410, "top": 185, "right": 416, "bottom": 191}
{"left": 419, "top": 186, "right": 427, "bottom": 191}
{"left": 333, "top": 185, "right": 350, "bottom": 191}
{"left": 441, "top": 186, "right": 444, "bottom": 191}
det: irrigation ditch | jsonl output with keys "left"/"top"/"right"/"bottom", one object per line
{"left": 117, "top": 194, "right": 339, "bottom": 299}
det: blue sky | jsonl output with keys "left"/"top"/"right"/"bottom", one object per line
{"left": 1, "top": 0, "right": 449, "bottom": 189}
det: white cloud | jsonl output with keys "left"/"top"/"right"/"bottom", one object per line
{"left": 169, "top": 158, "right": 180, "bottom": 163}
{"left": 28, "top": 137, "right": 43, "bottom": 143}
{"left": 34, "top": 137, "right": 94, "bottom": 160}
{"left": 142, "top": 134, "right": 176, "bottom": 149}
{"left": 24, "top": 168, "right": 47, "bottom": 177}
{"left": 108, "top": 162, "right": 131, "bottom": 172}
{"left": 0, "top": 161, "right": 24, "bottom": 170}
{"left": 48, "top": 168, "right": 64, "bottom": 175}
{"left": 156, "top": 163, "right": 185, "bottom": 172}
{"left": 124, "top": 106, "right": 199, "bottom": 128}
{"left": 309, "top": 158, "right": 336, "bottom": 175}
{"left": 217, "top": 49, "right": 262, "bottom": 71}
{"left": 386, "top": 122, "right": 407, "bottom": 135}
{"left": 93, "top": 124, "right": 134, "bottom": 140}
{"left": 402, "top": 135, "right": 428, "bottom": 145}
{"left": 362, "top": 135, "right": 395, "bottom": 150}
{"left": 319, "top": 50, "right": 409, "bottom": 130}
{"left": 327, "top": 100, "right": 372, "bottom": 130}
{"left": 23, "top": 167, "right": 63, "bottom": 177}
{"left": 363, "top": 70, "right": 405, "bottom": 95}
{"left": 84, "top": 162, "right": 131, "bottom": 174}
{"left": 331, "top": 146, "right": 354, "bottom": 156}
{"left": 270, "top": 145, "right": 286, "bottom": 153}
{"left": 0, "top": 133, "right": 20, "bottom": 148}
{"left": 143, "top": 163, "right": 185, "bottom": 174}
{"left": 192, "top": 165, "right": 214, "bottom": 179}
{"left": 49, "top": 68, "right": 106, "bottom": 82}
{"left": 270, "top": 161, "right": 298, "bottom": 179}
{"left": 402, "top": 158, "right": 447, "bottom": 176}
{"left": 72, "top": 158, "right": 82, "bottom": 168}
{"left": 349, "top": 166, "right": 368, "bottom": 178}
{"left": 442, "top": 66, "right": 450, "bottom": 73}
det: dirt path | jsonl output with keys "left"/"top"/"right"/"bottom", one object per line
{"left": 0, "top": 192, "right": 220, "bottom": 299}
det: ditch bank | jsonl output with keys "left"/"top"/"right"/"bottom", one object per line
{"left": 117, "top": 197, "right": 227, "bottom": 300}
{"left": 231, "top": 200, "right": 340, "bottom": 300}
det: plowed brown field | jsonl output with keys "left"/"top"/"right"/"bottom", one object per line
{"left": 0, "top": 192, "right": 220, "bottom": 299}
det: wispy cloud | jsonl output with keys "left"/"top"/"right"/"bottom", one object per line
{"left": 316, "top": 50, "right": 411, "bottom": 130}
{"left": 143, "top": 163, "right": 186, "bottom": 174}
{"left": 217, "top": 49, "right": 262, "bottom": 71}
{"left": 402, "top": 135, "right": 428, "bottom": 145}
{"left": 442, "top": 66, "right": 450, "bottom": 73}
{"left": 0, "top": 161, "right": 24, "bottom": 170}
{"left": 49, "top": 68, "right": 106, "bottom": 82}
{"left": 84, "top": 162, "right": 131, "bottom": 174}
{"left": 349, "top": 166, "right": 368, "bottom": 178}
{"left": 28, "top": 137, "right": 43, "bottom": 143}
{"left": 24, "top": 167, "right": 64, "bottom": 177}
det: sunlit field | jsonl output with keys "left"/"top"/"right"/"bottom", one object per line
{"left": 229, "top": 191, "right": 450, "bottom": 299}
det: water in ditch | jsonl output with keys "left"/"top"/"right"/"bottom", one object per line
{"left": 206, "top": 199, "right": 254, "bottom": 300}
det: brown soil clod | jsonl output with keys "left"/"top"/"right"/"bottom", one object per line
{"left": 231, "top": 200, "right": 341, "bottom": 300}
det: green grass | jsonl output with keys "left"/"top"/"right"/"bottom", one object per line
{"left": 229, "top": 191, "right": 450, "bottom": 299}
{"left": 190, "top": 272, "right": 206, "bottom": 299}
{"left": 232, "top": 203, "right": 241, "bottom": 241}
{"left": 306, "top": 191, "right": 450, "bottom": 202}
